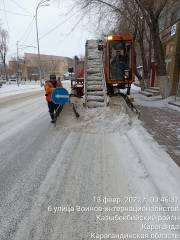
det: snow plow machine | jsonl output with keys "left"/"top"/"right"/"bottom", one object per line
{"left": 84, "top": 35, "right": 139, "bottom": 115}
{"left": 53, "top": 34, "right": 139, "bottom": 125}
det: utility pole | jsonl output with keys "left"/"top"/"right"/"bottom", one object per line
{"left": 16, "top": 41, "right": 20, "bottom": 86}
{"left": 35, "top": 0, "right": 50, "bottom": 86}
{"left": 35, "top": 7, "right": 42, "bottom": 86}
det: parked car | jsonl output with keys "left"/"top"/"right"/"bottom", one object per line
{"left": 0, "top": 76, "right": 6, "bottom": 86}
{"left": 9, "top": 75, "right": 17, "bottom": 81}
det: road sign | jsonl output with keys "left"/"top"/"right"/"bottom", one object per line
{"left": 51, "top": 87, "right": 69, "bottom": 105}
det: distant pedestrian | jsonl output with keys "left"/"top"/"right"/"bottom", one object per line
{"left": 44, "top": 74, "right": 62, "bottom": 123}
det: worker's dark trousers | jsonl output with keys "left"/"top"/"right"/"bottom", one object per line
{"left": 48, "top": 101, "right": 59, "bottom": 120}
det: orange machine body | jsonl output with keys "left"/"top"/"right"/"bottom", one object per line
{"left": 102, "top": 34, "right": 135, "bottom": 94}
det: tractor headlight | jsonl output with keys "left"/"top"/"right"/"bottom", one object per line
{"left": 107, "top": 35, "right": 113, "bottom": 41}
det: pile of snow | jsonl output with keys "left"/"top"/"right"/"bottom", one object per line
{"left": 79, "top": 107, "right": 132, "bottom": 133}
{"left": 58, "top": 103, "right": 135, "bottom": 134}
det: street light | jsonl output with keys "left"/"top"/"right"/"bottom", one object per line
{"left": 35, "top": 0, "right": 50, "bottom": 86}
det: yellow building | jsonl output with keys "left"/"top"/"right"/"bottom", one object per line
{"left": 24, "top": 53, "right": 73, "bottom": 80}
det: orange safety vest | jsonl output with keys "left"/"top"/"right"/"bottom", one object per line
{"left": 44, "top": 81, "right": 62, "bottom": 102}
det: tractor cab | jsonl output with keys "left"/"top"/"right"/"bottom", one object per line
{"left": 99, "top": 35, "right": 134, "bottom": 95}
{"left": 109, "top": 40, "right": 131, "bottom": 81}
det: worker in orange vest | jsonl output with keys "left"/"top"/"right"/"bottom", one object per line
{"left": 44, "top": 74, "right": 62, "bottom": 123}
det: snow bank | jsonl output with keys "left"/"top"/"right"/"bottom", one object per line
{"left": 57, "top": 95, "right": 135, "bottom": 133}
{"left": 78, "top": 107, "right": 131, "bottom": 133}
{"left": 0, "top": 82, "right": 43, "bottom": 98}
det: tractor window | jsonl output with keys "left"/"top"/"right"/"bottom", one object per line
{"left": 109, "top": 40, "right": 131, "bottom": 80}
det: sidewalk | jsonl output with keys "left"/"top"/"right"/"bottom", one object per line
{"left": 137, "top": 105, "right": 180, "bottom": 167}
{"left": 131, "top": 86, "right": 180, "bottom": 167}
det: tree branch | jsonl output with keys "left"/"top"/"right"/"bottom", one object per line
{"left": 155, "top": 0, "right": 168, "bottom": 19}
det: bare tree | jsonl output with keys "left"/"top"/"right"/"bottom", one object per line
{"left": 134, "top": 0, "right": 170, "bottom": 97}
{"left": 76, "top": 0, "right": 121, "bottom": 36}
{"left": 0, "top": 27, "right": 9, "bottom": 82}
{"left": 114, "top": 0, "right": 152, "bottom": 89}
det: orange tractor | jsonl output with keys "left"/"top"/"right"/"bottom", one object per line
{"left": 99, "top": 34, "right": 135, "bottom": 95}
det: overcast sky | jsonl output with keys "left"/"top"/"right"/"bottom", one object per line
{"left": 0, "top": 0, "right": 95, "bottom": 59}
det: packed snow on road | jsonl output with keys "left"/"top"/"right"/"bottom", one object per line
{"left": 0, "top": 90, "right": 179, "bottom": 240}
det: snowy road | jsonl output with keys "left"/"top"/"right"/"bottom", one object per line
{"left": 0, "top": 93, "right": 180, "bottom": 240}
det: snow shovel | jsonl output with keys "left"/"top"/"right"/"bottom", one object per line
{"left": 51, "top": 87, "right": 80, "bottom": 124}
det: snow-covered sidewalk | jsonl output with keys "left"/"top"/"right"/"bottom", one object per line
{"left": 131, "top": 84, "right": 180, "bottom": 112}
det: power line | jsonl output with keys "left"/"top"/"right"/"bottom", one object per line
{"left": 57, "top": 14, "right": 87, "bottom": 44}
{"left": 31, "top": 11, "right": 79, "bottom": 45}
{"left": 21, "top": 21, "right": 35, "bottom": 44}
{"left": 39, "top": 13, "right": 77, "bottom": 40}
{"left": 14, "top": 8, "right": 85, "bottom": 56}
{"left": 18, "top": 17, "right": 35, "bottom": 43}
{"left": 0, "top": 8, "right": 32, "bottom": 17}
{"left": 24, "top": 11, "right": 77, "bottom": 47}
{"left": 68, "top": 14, "right": 85, "bottom": 34}
{"left": 9, "top": 0, "right": 33, "bottom": 16}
